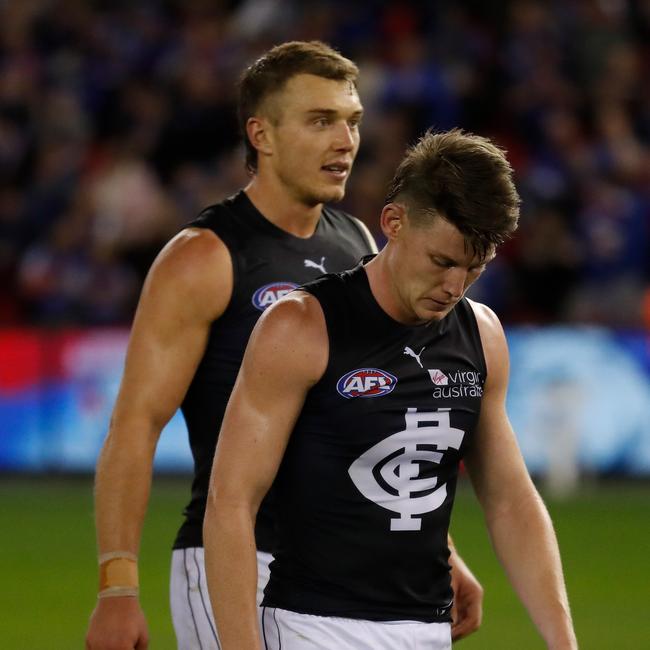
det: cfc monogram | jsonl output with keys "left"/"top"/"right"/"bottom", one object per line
{"left": 348, "top": 408, "right": 465, "bottom": 531}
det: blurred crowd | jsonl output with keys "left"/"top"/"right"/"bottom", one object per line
{"left": 1, "top": 0, "right": 649, "bottom": 327}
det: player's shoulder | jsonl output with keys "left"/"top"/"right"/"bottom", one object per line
{"left": 466, "top": 298, "right": 509, "bottom": 378}
{"left": 259, "top": 290, "right": 325, "bottom": 337}
{"left": 141, "top": 227, "right": 232, "bottom": 319}
{"left": 249, "top": 290, "right": 328, "bottom": 381}
{"left": 156, "top": 227, "right": 230, "bottom": 277}
{"left": 465, "top": 298, "right": 503, "bottom": 334}
{"left": 256, "top": 291, "right": 327, "bottom": 353}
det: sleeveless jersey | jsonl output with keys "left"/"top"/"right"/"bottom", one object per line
{"left": 262, "top": 261, "right": 487, "bottom": 622}
{"left": 173, "top": 191, "right": 372, "bottom": 551}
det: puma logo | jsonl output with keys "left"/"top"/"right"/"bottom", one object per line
{"left": 403, "top": 346, "right": 425, "bottom": 369}
{"left": 304, "top": 257, "right": 327, "bottom": 274}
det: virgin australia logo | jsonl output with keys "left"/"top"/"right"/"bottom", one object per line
{"left": 428, "top": 368, "right": 483, "bottom": 398}
{"left": 428, "top": 369, "right": 449, "bottom": 385}
{"left": 348, "top": 408, "right": 465, "bottom": 531}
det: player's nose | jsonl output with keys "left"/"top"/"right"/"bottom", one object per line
{"left": 442, "top": 267, "right": 466, "bottom": 299}
{"left": 333, "top": 122, "right": 356, "bottom": 151}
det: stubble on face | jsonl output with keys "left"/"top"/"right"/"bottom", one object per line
{"left": 264, "top": 74, "right": 362, "bottom": 207}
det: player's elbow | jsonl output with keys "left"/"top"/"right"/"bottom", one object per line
{"left": 483, "top": 480, "right": 548, "bottom": 531}
{"left": 204, "top": 481, "right": 256, "bottom": 542}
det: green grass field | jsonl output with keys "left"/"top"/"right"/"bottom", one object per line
{"left": 1, "top": 476, "right": 649, "bottom": 649}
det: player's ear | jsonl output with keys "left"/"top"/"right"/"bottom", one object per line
{"left": 246, "top": 116, "right": 273, "bottom": 159}
{"left": 380, "top": 203, "right": 406, "bottom": 241}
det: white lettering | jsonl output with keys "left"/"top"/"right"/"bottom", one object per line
{"left": 446, "top": 370, "right": 480, "bottom": 385}
{"left": 344, "top": 377, "right": 364, "bottom": 393}
{"left": 432, "top": 384, "right": 483, "bottom": 399}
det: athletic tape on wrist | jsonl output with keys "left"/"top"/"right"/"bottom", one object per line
{"left": 98, "top": 553, "right": 139, "bottom": 598}
{"left": 97, "top": 586, "right": 139, "bottom": 599}
{"left": 98, "top": 550, "right": 138, "bottom": 564}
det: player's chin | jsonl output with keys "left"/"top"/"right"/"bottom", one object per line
{"left": 318, "top": 183, "right": 347, "bottom": 203}
{"left": 419, "top": 306, "right": 450, "bottom": 323}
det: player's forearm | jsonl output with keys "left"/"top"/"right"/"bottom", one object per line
{"left": 94, "top": 419, "right": 159, "bottom": 554}
{"left": 486, "top": 490, "right": 577, "bottom": 649}
{"left": 203, "top": 497, "right": 261, "bottom": 650}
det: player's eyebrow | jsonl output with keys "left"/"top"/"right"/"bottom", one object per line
{"left": 431, "top": 251, "right": 494, "bottom": 267}
{"left": 431, "top": 253, "right": 458, "bottom": 265}
{"left": 305, "top": 108, "right": 364, "bottom": 118}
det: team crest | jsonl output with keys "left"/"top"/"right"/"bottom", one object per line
{"left": 251, "top": 282, "right": 298, "bottom": 311}
{"left": 349, "top": 408, "right": 465, "bottom": 531}
{"left": 336, "top": 368, "right": 397, "bottom": 399}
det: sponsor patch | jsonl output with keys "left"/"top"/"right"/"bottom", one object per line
{"left": 251, "top": 282, "right": 298, "bottom": 311}
{"left": 428, "top": 369, "right": 449, "bottom": 385}
{"left": 337, "top": 368, "right": 397, "bottom": 399}
{"left": 428, "top": 368, "right": 483, "bottom": 398}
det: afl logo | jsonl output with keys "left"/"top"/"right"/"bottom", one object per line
{"left": 252, "top": 282, "right": 298, "bottom": 311}
{"left": 337, "top": 368, "right": 397, "bottom": 399}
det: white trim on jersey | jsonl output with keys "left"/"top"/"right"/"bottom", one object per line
{"left": 170, "top": 548, "right": 272, "bottom": 650}
{"left": 351, "top": 216, "right": 379, "bottom": 254}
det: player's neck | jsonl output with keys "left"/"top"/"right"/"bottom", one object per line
{"left": 364, "top": 252, "right": 426, "bottom": 326}
{"left": 244, "top": 177, "right": 323, "bottom": 239}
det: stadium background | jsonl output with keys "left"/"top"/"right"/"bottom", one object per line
{"left": 1, "top": 0, "right": 649, "bottom": 647}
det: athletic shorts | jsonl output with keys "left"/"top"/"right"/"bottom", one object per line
{"left": 170, "top": 548, "right": 451, "bottom": 650}
{"left": 260, "top": 608, "right": 452, "bottom": 650}
{"left": 170, "top": 547, "right": 272, "bottom": 650}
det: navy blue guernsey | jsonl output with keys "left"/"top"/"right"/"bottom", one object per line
{"left": 262, "top": 261, "right": 487, "bottom": 622}
{"left": 173, "top": 191, "right": 372, "bottom": 551}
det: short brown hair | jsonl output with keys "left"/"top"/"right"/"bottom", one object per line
{"left": 238, "top": 41, "right": 359, "bottom": 173}
{"left": 385, "top": 129, "right": 521, "bottom": 259}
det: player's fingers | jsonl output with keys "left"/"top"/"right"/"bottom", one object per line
{"left": 450, "top": 600, "right": 459, "bottom": 625}
{"left": 451, "top": 603, "right": 482, "bottom": 641}
{"left": 451, "top": 614, "right": 468, "bottom": 641}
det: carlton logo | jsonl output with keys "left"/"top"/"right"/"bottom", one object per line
{"left": 337, "top": 368, "right": 397, "bottom": 399}
{"left": 251, "top": 282, "right": 298, "bottom": 311}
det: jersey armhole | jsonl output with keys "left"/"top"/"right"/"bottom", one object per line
{"left": 464, "top": 298, "right": 489, "bottom": 384}
{"left": 298, "top": 278, "right": 348, "bottom": 389}
{"left": 350, "top": 216, "right": 378, "bottom": 254}
{"left": 184, "top": 206, "right": 242, "bottom": 319}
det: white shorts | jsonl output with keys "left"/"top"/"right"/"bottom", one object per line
{"left": 170, "top": 547, "right": 272, "bottom": 650}
{"left": 260, "top": 608, "right": 452, "bottom": 650}
{"left": 170, "top": 548, "right": 451, "bottom": 650}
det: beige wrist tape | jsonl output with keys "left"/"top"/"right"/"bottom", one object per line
{"left": 98, "top": 552, "right": 139, "bottom": 598}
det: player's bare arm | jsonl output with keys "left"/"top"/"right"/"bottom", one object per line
{"left": 203, "top": 292, "right": 328, "bottom": 650}
{"left": 464, "top": 300, "right": 577, "bottom": 650}
{"left": 86, "top": 228, "right": 232, "bottom": 650}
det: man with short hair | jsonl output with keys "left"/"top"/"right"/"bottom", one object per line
{"left": 204, "top": 129, "right": 578, "bottom": 650}
{"left": 86, "top": 42, "right": 483, "bottom": 650}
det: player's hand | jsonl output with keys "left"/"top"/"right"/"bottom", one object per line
{"left": 449, "top": 552, "right": 483, "bottom": 642}
{"left": 86, "top": 596, "right": 149, "bottom": 650}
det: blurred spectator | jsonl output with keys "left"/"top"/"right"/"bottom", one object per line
{"left": 566, "top": 180, "right": 649, "bottom": 326}
{"left": 0, "top": 0, "right": 648, "bottom": 327}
